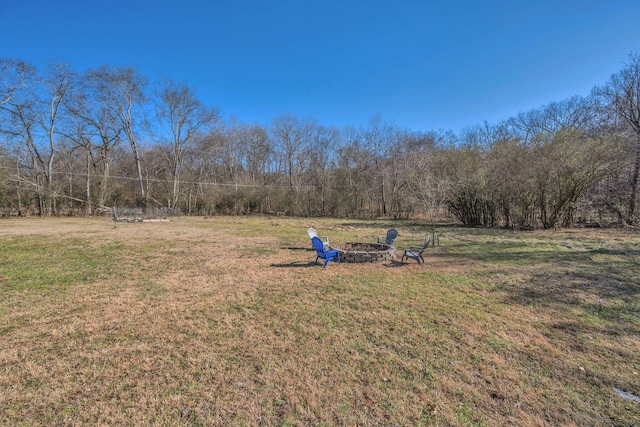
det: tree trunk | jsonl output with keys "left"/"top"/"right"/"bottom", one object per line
{"left": 130, "top": 138, "right": 146, "bottom": 205}
{"left": 628, "top": 135, "right": 640, "bottom": 225}
{"left": 85, "top": 149, "right": 92, "bottom": 215}
{"left": 97, "top": 145, "right": 110, "bottom": 208}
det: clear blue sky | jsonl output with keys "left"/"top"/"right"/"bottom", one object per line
{"left": 1, "top": 0, "right": 639, "bottom": 133}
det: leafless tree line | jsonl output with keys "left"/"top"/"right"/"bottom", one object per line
{"left": 1, "top": 54, "right": 639, "bottom": 228}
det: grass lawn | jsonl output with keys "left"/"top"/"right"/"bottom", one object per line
{"left": 0, "top": 216, "right": 639, "bottom": 426}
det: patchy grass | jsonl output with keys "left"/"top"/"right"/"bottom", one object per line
{"left": 0, "top": 216, "right": 639, "bottom": 426}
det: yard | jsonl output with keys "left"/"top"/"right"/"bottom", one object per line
{"left": 0, "top": 216, "right": 639, "bottom": 426}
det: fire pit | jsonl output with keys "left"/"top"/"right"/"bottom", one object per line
{"left": 331, "top": 242, "right": 396, "bottom": 263}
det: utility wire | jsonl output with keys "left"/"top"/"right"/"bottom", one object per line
{"left": 0, "top": 165, "right": 313, "bottom": 189}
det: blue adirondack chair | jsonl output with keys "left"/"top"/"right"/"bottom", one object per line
{"left": 377, "top": 228, "right": 398, "bottom": 246}
{"left": 311, "top": 236, "right": 341, "bottom": 268}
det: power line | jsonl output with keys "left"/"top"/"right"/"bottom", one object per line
{"left": 0, "top": 165, "right": 312, "bottom": 189}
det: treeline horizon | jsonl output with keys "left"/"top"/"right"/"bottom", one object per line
{"left": 1, "top": 54, "right": 639, "bottom": 229}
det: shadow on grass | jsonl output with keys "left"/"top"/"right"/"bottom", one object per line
{"left": 385, "top": 260, "right": 414, "bottom": 268}
{"left": 548, "top": 319, "right": 639, "bottom": 355}
{"left": 447, "top": 234, "right": 640, "bottom": 421}
{"left": 461, "top": 242, "right": 640, "bottom": 267}
{"left": 452, "top": 237, "right": 640, "bottom": 299}
{"left": 499, "top": 247, "right": 640, "bottom": 301}
{"left": 443, "top": 235, "right": 640, "bottom": 359}
{"left": 271, "top": 260, "right": 414, "bottom": 269}
{"left": 271, "top": 261, "right": 319, "bottom": 268}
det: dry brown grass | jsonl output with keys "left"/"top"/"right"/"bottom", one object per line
{"left": 0, "top": 216, "right": 639, "bottom": 426}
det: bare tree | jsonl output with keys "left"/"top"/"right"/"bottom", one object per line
{"left": 306, "top": 123, "right": 341, "bottom": 215}
{"left": 406, "top": 132, "right": 448, "bottom": 222}
{"left": 499, "top": 97, "right": 593, "bottom": 145}
{"left": 40, "top": 63, "right": 71, "bottom": 213}
{"left": 271, "top": 114, "right": 314, "bottom": 214}
{"left": 0, "top": 62, "right": 70, "bottom": 214}
{"left": 0, "top": 61, "right": 38, "bottom": 213}
{"left": 593, "top": 53, "right": 640, "bottom": 224}
{"left": 154, "top": 79, "right": 218, "bottom": 209}
{"left": 530, "top": 131, "right": 618, "bottom": 228}
{"left": 271, "top": 114, "right": 313, "bottom": 187}
{"left": 361, "top": 114, "right": 395, "bottom": 216}
{"left": 244, "top": 124, "right": 272, "bottom": 183}
{"left": 0, "top": 58, "right": 31, "bottom": 105}
{"left": 62, "top": 69, "right": 125, "bottom": 212}
{"left": 87, "top": 66, "right": 148, "bottom": 205}
{"left": 334, "top": 131, "right": 367, "bottom": 217}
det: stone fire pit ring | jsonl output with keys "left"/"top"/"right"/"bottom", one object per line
{"left": 331, "top": 242, "right": 396, "bottom": 263}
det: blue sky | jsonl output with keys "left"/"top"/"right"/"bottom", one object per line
{"left": 1, "top": 0, "right": 639, "bottom": 133}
